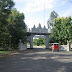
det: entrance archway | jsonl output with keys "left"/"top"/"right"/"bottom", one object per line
{"left": 28, "top": 23, "right": 50, "bottom": 49}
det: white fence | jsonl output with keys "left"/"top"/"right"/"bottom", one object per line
{"left": 19, "top": 40, "right": 27, "bottom": 51}
{"left": 59, "top": 44, "right": 72, "bottom": 51}
{"left": 59, "top": 45, "right": 67, "bottom": 51}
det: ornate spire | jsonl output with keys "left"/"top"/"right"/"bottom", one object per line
{"left": 38, "top": 23, "right": 42, "bottom": 28}
{"left": 33, "top": 25, "right": 36, "bottom": 28}
{"left": 44, "top": 25, "right": 46, "bottom": 29}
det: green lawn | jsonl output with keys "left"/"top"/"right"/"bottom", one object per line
{"left": 0, "top": 51, "right": 9, "bottom": 54}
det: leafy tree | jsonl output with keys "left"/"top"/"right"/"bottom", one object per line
{"left": 0, "top": 0, "right": 15, "bottom": 26}
{"left": 33, "top": 38, "right": 45, "bottom": 46}
{"left": 7, "top": 8, "right": 28, "bottom": 48}
{"left": 0, "top": 0, "right": 15, "bottom": 48}
{"left": 68, "top": 23, "right": 72, "bottom": 42}
{"left": 47, "top": 10, "right": 59, "bottom": 28}
{"left": 0, "top": 0, "right": 29, "bottom": 49}
{"left": 50, "top": 16, "right": 72, "bottom": 44}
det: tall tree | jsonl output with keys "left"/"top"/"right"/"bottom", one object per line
{"left": 47, "top": 11, "right": 59, "bottom": 29}
{"left": 7, "top": 8, "right": 27, "bottom": 48}
{"left": 0, "top": 0, "right": 15, "bottom": 48}
{"left": 68, "top": 23, "right": 72, "bottom": 42}
{"left": 50, "top": 16, "right": 72, "bottom": 44}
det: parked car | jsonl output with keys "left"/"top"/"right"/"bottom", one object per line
{"left": 51, "top": 43, "right": 59, "bottom": 52}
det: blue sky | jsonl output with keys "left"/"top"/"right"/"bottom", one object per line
{"left": 13, "top": 0, "right": 72, "bottom": 29}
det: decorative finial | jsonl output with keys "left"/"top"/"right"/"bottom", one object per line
{"left": 38, "top": 23, "right": 42, "bottom": 28}
{"left": 44, "top": 25, "right": 46, "bottom": 29}
{"left": 33, "top": 25, "right": 36, "bottom": 28}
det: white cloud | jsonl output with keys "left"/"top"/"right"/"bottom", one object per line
{"left": 13, "top": 0, "right": 72, "bottom": 29}
{"left": 14, "top": 0, "right": 52, "bottom": 28}
{"left": 21, "top": 0, "right": 55, "bottom": 14}
{"left": 61, "top": 0, "right": 68, "bottom": 5}
{"left": 21, "top": 0, "right": 56, "bottom": 28}
{"left": 60, "top": 5, "right": 72, "bottom": 17}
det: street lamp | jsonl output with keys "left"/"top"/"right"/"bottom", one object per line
{"left": 9, "top": 35, "right": 12, "bottom": 51}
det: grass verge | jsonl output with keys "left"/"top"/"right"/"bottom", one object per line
{"left": 0, "top": 51, "right": 9, "bottom": 54}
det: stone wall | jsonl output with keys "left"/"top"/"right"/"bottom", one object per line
{"left": 59, "top": 45, "right": 67, "bottom": 51}
{"left": 59, "top": 43, "right": 72, "bottom": 51}
{"left": 19, "top": 40, "right": 27, "bottom": 51}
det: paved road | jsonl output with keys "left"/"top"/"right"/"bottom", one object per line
{"left": 0, "top": 48, "right": 72, "bottom": 72}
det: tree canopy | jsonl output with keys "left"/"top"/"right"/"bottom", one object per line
{"left": 33, "top": 38, "right": 45, "bottom": 46}
{"left": 7, "top": 8, "right": 28, "bottom": 48}
{"left": 0, "top": 0, "right": 29, "bottom": 50}
{"left": 0, "top": 0, "right": 15, "bottom": 48}
{"left": 47, "top": 10, "right": 59, "bottom": 28}
{"left": 50, "top": 16, "right": 72, "bottom": 44}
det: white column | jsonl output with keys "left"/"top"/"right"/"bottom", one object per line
{"left": 46, "top": 35, "right": 49, "bottom": 49}
{"left": 67, "top": 42, "right": 71, "bottom": 51}
{"left": 30, "top": 34, "right": 33, "bottom": 48}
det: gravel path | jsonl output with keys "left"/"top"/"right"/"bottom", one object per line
{"left": 0, "top": 48, "right": 72, "bottom": 72}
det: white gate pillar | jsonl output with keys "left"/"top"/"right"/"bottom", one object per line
{"left": 30, "top": 34, "right": 33, "bottom": 48}
{"left": 46, "top": 35, "right": 49, "bottom": 49}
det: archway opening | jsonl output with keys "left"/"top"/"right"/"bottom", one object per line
{"left": 33, "top": 35, "right": 46, "bottom": 49}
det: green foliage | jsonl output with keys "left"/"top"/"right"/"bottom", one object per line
{"left": 33, "top": 38, "right": 45, "bottom": 46}
{"left": 0, "top": 1, "right": 29, "bottom": 50}
{"left": 47, "top": 10, "right": 59, "bottom": 28}
{"left": 50, "top": 16, "right": 72, "bottom": 44}
{"left": 7, "top": 8, "right": 28, "bottom": 48}
{"left": 68, "top": 24, "right": 72, "bottom": 42}
{"left": 0, "top": 0, "right": 15, "bottom": 48}
{"left": 0, "top": 51, "right": 9, "bottom": 54}
{"left": 0, "top": 0, "right": 15, "bottom": 26}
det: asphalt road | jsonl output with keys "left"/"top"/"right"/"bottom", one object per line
{"left": 0, "top": 48, "right": 72, "bottom": 72}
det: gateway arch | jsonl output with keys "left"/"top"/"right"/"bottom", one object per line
{"left": 28, "top": 23, "right": 50, "bottom": 49}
